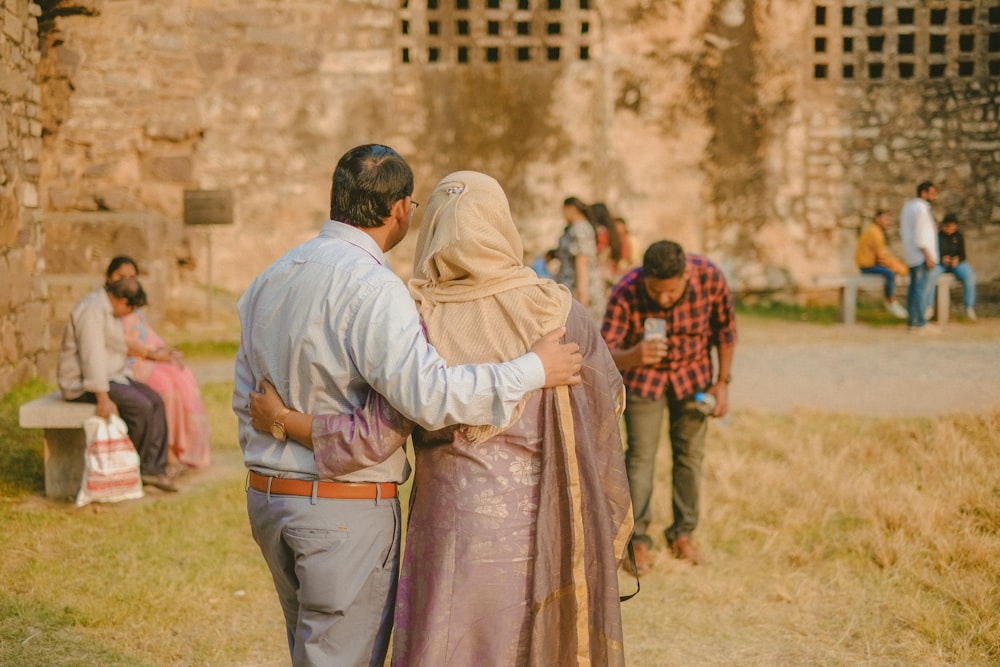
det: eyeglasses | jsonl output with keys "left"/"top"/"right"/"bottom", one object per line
{"left": 411, "top": 200, "right": 420, "bottom": 210}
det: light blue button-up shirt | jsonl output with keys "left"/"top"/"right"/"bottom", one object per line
{"left": 234, "top": 221, "right": 545, "bottom": 483}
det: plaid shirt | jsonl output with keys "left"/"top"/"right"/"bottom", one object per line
{"left": 601, "top": 255, "right": 737, "bottom": 400}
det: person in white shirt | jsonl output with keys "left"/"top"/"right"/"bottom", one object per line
{"left": 57, "top": 277, "right": 177, "bottom": 492}
{"left": 233, "top": 144, "right": 583, "bottom": 667}
{"left": 899, "top": 181, "right": 942, "bottom": 332}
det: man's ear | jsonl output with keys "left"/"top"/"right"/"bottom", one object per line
{"left": 389, "top": 196, "right": 409, "bottom": 222}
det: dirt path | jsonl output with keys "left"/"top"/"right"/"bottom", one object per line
{"left": 728, "top": 317, "right": 1000, "bottom": 417}
{"left": 190, "top": 318, "right": 1000, "bottom": 421}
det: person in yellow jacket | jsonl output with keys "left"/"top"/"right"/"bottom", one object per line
{"left": 855, "top": 210, "right": 909, "bottom": 318}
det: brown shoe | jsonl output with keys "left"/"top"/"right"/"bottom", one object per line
{"left": 165, "top": 462, "right": 191, "bottom": 481}
{"left": 669, "top": 535, "right": 703, "bottom": 565}
{"left": 623, "top": 541, "right": 652, "bottom": 577}
{"left": 141, "top": 474, "right": 179, "bottom": 493}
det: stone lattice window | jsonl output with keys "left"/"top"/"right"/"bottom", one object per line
{"left": 398, "top": 0, "right": 595, "bottom": 65}
{"left": 811, "top": 1, "right": 1000, "bottom": 81}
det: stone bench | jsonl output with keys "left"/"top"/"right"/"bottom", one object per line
{"left": 18, "top": 392, "right": 96, "bottom": 499}
{"left": 813, "top": 272, "right": 955, "bottom": 325}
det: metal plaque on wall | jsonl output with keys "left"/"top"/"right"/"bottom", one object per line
{"left": 183, "top": 190, "right": 233, "bottom": 225}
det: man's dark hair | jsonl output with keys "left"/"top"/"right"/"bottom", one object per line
{"left": 874, "top": 209, "right": 885, "bottom": 218}
{"left": 106, "top": 276, "right": 147, "bottom": 308}
{"left": 917, "top": 181, "right": 934, "bottom": 197}
{"left": 105, "top": 255, "right": 139, "bottom": 280}
{"left": 329, "top": 144, "right": 414, "bottom": 228}
{"left": 942, "top": 212, "right": 958, "bottom": 225}
{"left": 642, "top": 240, "right": 687, "bottom": 279}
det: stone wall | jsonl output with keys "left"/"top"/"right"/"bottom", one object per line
{"left": 2, "top": 0, "right": 999, "bottom": 397}
{"left": 1, "top": 0, "right": 47, "bottom": 397}
{"left": 802, "top": 0, "right": 1000, "bottom": 289}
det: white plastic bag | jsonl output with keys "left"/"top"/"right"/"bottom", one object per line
{"left": 76, "top": 414, "right": 144, "bottom": 507}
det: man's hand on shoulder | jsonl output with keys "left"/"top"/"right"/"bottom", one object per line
{"left": 531, "top": 327, "right": 583, "bottom": 388}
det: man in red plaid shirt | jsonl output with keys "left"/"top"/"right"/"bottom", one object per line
{"left": 601, "top": 240, "right": 737, "bottom": 573}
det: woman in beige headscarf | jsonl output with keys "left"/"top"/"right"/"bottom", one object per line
{"left": 400, "top": 170, "right": 632, "bottom": 666}
{"left": 250, "top": 171, "right": 632, "bottom": 666}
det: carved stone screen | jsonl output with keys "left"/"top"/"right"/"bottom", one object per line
{"left": 398, "top": 0, "right": 595, "bottom": 65}
{"left": 811, "top": 1, "right": 1000, "bottom": 81}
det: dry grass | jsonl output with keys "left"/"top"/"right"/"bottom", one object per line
{"left": 623, "top": 409, "right": 1000, "bottom": 666}
{"left": 2, "top": 381, "right": 998, "bottom": 665}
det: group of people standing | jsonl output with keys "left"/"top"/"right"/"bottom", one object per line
{"left": 855, "top": 180, "right": 978, "bottom": 327}
{"left": 234, "top": 144, "right": 738, "bottom": 666}
{"left": 56, "top": 256, "right": 212, "bottom": 492}
{"left": 548, "top": 197, "right": 641, "bottom": 321}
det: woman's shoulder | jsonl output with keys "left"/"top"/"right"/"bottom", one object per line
{"left": 569, "top": 220, "right": 597, "bottom": 247}
{"left": 564, "top": 301, "right": 602, "bottom": 346}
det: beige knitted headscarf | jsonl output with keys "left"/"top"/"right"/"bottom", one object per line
{"left": 409, "top": 170, "right": 573, "bottom": 443}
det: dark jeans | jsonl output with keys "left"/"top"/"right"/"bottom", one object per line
{"left": 623, "top": 391, "right": 708, "bottom": 545}
{"left": 72, "top": 380, "right": 169, "bottom": 476}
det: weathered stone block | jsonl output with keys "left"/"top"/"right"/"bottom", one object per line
{"left": 1, "top": 318, "right": 17, "bottom": 364}
{"left": 146, "top": 155, "right": 192, "bottom": 182}
{"left": 0, "top": 193, "right": 18, "bottom": 246}
{"left": 2, "top": 254, "right": 33, "bottom": 309}
{"left": 4, "top": 9, "right": 24, "bottom": 43}
{"left": 19, "top": 300, "right": 50, "bottom": 355}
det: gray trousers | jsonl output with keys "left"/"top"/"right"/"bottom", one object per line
{"left": 247, "top": 486, "right": 401, "bottom": 667}
{"left": 623, "top": 392, "right": 708, "bottom": 545}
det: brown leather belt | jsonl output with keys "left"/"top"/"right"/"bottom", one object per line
{"left": 248, "top": 471, "right": 397, "bottom": 500}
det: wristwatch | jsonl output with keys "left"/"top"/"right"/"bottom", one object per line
{"left": 269, "top": 408, "right": 292, "bottom": 442}
{"left": 723, "top": 374, "right": 733, "bottom": 384}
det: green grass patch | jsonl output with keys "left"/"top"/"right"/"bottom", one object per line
{"left": 736, "top": 294, "right": 907, "bottom": 326}
{"left": 736, "top": 298, "right": 840, "bottom": 324}
{"left": 0, "top": 379, "right": 53, "bottom": 498}
{"left": 174, "top": 339, "right": 240, "bottom": 360}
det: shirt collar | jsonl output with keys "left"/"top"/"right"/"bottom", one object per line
{"left": 320, "top": 220, "right": 386, "bottom": 265}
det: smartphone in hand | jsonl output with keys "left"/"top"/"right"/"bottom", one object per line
{"left": 643, "top": 317, "right": 667, "bottom": 340}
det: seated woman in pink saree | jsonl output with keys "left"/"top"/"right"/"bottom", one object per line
{"left": 106, "top": 257, "right": 211, "bottom": 470}
{"left": 249, "top": 172, "right": 632, "bottom": 666}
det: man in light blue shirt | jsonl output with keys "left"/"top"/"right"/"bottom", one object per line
{"left": 900, "top": 180, "right": 941, "bottom": 331}
{"left": 233, "top": 144, "right": 582, "bottom": 667}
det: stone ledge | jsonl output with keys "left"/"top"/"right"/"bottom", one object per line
{"left": 19, "top": 391, "right": 96, "bottom": 429}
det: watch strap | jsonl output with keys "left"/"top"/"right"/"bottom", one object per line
{"left": 270, "top": 408, "right": 292, "bottom": 441}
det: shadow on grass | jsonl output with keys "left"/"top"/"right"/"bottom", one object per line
{"left": 0, "top": 596, "right": 153, "bottom": 667}
{"left": 0, "top": 380, "right": 51, "bottom": 498}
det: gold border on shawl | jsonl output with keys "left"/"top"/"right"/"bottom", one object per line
{"left": 556, "top": 384, "right": 591, "bottom": 667}
{"left": 613, "top": 504, "right": 635, "bottom": 562}
{"left": 612, "top": 385, "right": 634, "bottom": 561}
